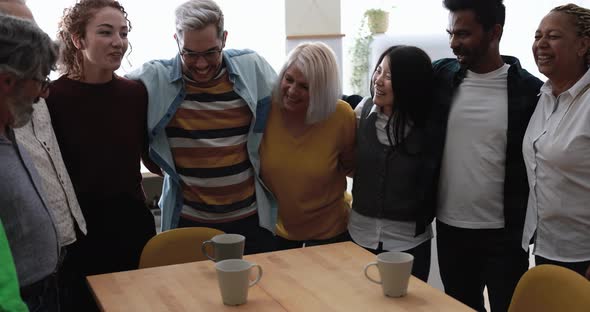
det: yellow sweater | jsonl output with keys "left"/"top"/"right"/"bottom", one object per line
{"left": 260, "top": 100, "right": 356, "bottom": 240}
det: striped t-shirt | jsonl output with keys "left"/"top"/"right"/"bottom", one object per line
{"left": 166, "top": 68, "right": 256, "bottom": 223}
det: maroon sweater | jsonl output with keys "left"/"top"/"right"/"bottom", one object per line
{"left": 46, "top": 75, "right": 148, "bottom": 204}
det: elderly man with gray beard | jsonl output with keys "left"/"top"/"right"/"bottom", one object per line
{"left": 0, "top": 13, "right": 61, "bottom": 312}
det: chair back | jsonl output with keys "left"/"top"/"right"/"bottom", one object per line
{"left": 508, "top": 264, "right": 590, "bottom": 312}
{"left": 138, "top": 227, "right": 224, "bottom": 268}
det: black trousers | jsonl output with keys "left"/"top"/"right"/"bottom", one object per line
{"left": 273, "top": 230, "right": 352, "bottom": 251}
{"left": 360, "top": 239, "right": 431, "bottom": 282}
{"left": 178, "top": 213, "right": 276, "bottom": 255}
{"left": 59, "top": 195, "right": 156, "bottom": 312}
{"left": 535, "top": 255, "right": 590, "bottom": 277}
{"left": 436, "top": 220, "right": 528, "bottom": 312}
{"left": 21, "top": 273, "right": 59, "bottom": 312}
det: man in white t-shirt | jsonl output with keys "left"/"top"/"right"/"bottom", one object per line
{"left": 431, "top": 0, "right": 542, "bottom": 311}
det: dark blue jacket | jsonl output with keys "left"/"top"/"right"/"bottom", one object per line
{"left": 431, "top": 56, "right": 542, "bottom": 235}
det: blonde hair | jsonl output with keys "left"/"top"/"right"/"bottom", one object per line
{"left": 273, "top": 42, "right": 341, "bottom": 124}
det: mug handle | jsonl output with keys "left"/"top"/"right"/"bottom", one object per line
{"left": 364, "top": 262, "right": 382, "bottom": 284}
{"left": 248, "top": 263, "right": 263, "bottom": 287}
{"left": 201, "top": 240, "right": 215, "bottom": 261}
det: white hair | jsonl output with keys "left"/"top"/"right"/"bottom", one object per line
{"left": 175, "top": 0, "right": 224, "bottom": 41}
{"left": 273, "top": 42, "right": 342, "bottom": 124}
{"left": 0, "top": 14, "right": 57, "bottom": 80}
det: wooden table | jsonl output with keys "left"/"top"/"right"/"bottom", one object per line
{"left": 87, "top": 242, "right": 473, "bottom": 311}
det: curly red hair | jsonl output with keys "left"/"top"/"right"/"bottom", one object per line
{"left": 57, "top": 0, "right": 131, "bottom": 79}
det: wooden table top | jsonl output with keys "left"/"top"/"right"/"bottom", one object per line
{"left": 87, "top": 241, "right": 473, "bottom": 311}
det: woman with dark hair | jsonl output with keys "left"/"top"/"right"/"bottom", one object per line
{"left": 46, "top": 0, "right": 157, "bottom": 310}
{"left": 348, "top": 45, "right": 437, "bottom": 281}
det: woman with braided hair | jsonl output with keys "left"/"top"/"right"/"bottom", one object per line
{"left": 522, "top": 3, "right": 590, "bottom": 277}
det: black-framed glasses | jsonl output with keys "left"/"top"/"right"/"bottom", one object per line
{"left": 33, "top": 76, "right": 50, "bottom": 93}
{"left": 176, "top": 39, "right": 222, "bottom": 63}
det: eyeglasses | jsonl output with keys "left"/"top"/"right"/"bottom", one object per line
{"left": 176, "top": 40, "right": 222, "bottom": 63}
{"left": 33, "top": 76, "right": 50, "bottom": 93}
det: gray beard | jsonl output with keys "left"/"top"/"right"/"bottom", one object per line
{"left": 7, "top": 94, "right": 33, "bottom": 129}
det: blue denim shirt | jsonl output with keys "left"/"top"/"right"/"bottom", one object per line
{"left": 127, "top": 49, "right": 278, "bottom": 232}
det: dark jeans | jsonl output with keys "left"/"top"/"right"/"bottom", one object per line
{"left": 535, "top": 256, "right": 590, "bottom": 277}
{"left": 360, "top": 239, "right": 431, "bottom": 282}
{"left": 20, "top": 273, "right": 59, "bottom": 312}
{"left": 178, "top": 213, "right": 275, "bottom": 255}
{"left": 273, "top": 230, "right": 351, "bottom": 251}
{"left": 436, "top": 220, "right": 528, "bottom": 312}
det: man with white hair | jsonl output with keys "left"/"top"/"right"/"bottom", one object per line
{"left": 0, "top": 13, "right": 60, "bottom": 311}
{"left": 128, "top": 0, "right": 277, "bottom": 254}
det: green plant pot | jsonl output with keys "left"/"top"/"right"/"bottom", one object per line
{"left": 367, "top": 11, "right": 389, "bottom": 34}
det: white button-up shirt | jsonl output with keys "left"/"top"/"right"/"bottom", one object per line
{"left": 522, "top": 68, "right": 590, "bottom": 262}
{"left": 14, "top": 100, "right": 86, "bottom": 247}
{"left": 348, "top": 99, "right": 433, "bottom": 251}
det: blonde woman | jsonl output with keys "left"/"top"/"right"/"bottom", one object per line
{"left": 260, "top": 42, "right": 355, "bottom": 250}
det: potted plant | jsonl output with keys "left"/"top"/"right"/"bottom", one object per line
{"left": 349, "top": 8, "right": 391, "bottom": 96}
{"left": 365, "top": 9, "right": 389, "bottom": 34}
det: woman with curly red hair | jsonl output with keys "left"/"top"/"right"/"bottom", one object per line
{"left": 46, "top": 0, "right": 157, "bottom": 310}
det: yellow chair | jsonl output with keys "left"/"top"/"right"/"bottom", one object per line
{"left": 508, "top": 264, "right": 590, "bottom": 312}
{"left": 138, "top": 227, "right": 224, "bottom": 269}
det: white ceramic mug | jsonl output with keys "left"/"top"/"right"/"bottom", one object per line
{"left": 215, "top": 259, "right": 263, "bottom": 305}
{"left": 364, "top": 251, "right": 414, "bottom": 297}
{"left": 201, "top": 234, "right": 245, "bottom": 262}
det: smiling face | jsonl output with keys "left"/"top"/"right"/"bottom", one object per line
{"left": 280, "top": 65, "right": 310, "bottom": 115}
{"left": 447, "top": 10, "right": 494, "bottom": 72}
{"left": 533, "top": 11, "right": 590, "bottom": 82}
{"left": 372, "top": 56, "right": 394, "bottom": 115}
{"left": 77, "top": 7, "right": 128, "bottom": 75}
{"left": 178, "top": 24, "right": 226, "bottom": 83}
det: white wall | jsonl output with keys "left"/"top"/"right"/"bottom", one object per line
{"left": 285, "top": 0, "right": 340, "bottom": 36}
{"left": 341, "top": 0, "right": 590, "bottom": 95}
{"left": 28, "top": 0, "right": 590, "bottom": 89}
{"left": 28, "top": 0, "right": 286, "bottom": 76}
